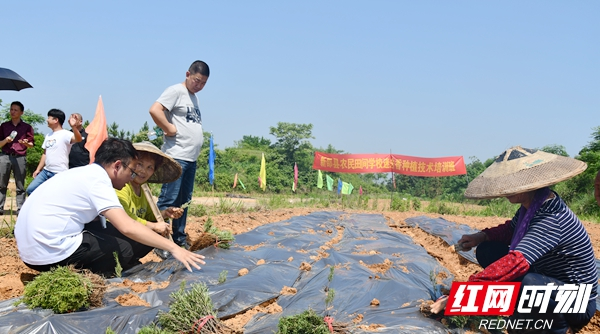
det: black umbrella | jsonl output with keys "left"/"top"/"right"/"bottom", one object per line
{"left": 0, "top": 67, "right": 33, "bottom": 91}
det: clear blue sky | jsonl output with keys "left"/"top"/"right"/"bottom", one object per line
{"left": 2, "top": 1, "right": 598, "bottom": 163}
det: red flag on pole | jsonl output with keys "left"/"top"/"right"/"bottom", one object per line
{"left": 84, "top": 96, "right": 108, "bottom": 163}
{"left": 359, "top": 186, "right": 363, "bottom": 195}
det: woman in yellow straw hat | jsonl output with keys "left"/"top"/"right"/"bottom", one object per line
{"left": 87, "top": 142, "right": 184, "bottom": 263}
{"left": 432, "top": 146, "right": 597, "bottom": 333}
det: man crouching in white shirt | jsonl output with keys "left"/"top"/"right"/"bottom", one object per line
{"left": 14, "top": 138, "right": 205, "bottom": 277}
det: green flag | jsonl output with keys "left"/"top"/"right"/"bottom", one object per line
{"left": 317, "top": 170, "right": 323, "bottom": 189}
{"left": 326, "top": 174, "right": 334, "bottom": 191}
{"left": 341, "top": 181, "right": 351, "bottom": 195}
{"left": 238, "top": 178, "right": 246, "bottom": 190}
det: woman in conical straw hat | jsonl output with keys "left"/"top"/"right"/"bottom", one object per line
{"left": 432, "top": 146, "right": 597, "bottom": 333}
{"left": 88, "top": 142, "right": 184, "bottom": 264}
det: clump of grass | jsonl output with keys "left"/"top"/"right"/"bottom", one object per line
{"left": 277, "top": 309, "right": 330, "bottom": 334}
{"left": 390, "top": 197, "right": 410, "bottom": 212}
{"left": 17, "top": 266, "right": 98, "bottom": 313}
{"left": 0, "top": 202, "right": 17, "bottom": 238}
{"left": 371, "top": 197, "right": 379, "bottom": 211}
{"left": 157, "top": 281, "right": 231, "bottom": 333}
{"left": 203, "top": 217, "right": 235, "bottom": 249}
{"left": 113, "top": 251, "right": 122, "bottom": 278}
{"left": 425, "top": 200, "right": 459, "bottom": 215}
{"left": 277, "top": 266, "right": 348, "bottom": 333}
{"left": 447, "top": 315, "right": 469, "bottom": 328}
{"left": 412, "top": 199, "right": 421, "bottom": 211}
{"left": 215, "top": 197, "right": 243, "bottom": 214}
{"left": 325, "top": 266, "right": 335, "bottom": 314}
{"left": 188, "top": 203, "right": 208, "bottom": 217}
{"left": 218, "top": 270, "right": 228, "bottom": 284}
{"left": 137, "top": 324, "right": 171, "bottom": 334}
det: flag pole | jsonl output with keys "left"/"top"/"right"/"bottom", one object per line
{"left": 390, "top": 149, "right": 393, "bottom": 205}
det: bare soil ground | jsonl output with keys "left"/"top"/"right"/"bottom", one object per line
{"left": 2, "top": 197, "right": 600, "bottom": 333}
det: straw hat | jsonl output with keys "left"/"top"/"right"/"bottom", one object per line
{"left": 132, "top": 142, "right": 182, "bottom": 184}
{"left": 464, "top": 146, "right": 587, "bottom": 199}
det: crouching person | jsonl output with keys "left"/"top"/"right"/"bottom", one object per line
{"left": 14, "top": 138, "right": 204, "bottom": 277}
{"left": 87, "top": 141, "right": 184, "bottom": 262}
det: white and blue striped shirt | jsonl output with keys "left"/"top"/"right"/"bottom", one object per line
{"left": 513, "top": 192, "right": 598, "bottom": 300}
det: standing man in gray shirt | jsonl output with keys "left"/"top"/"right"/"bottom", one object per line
{"left": 149, "top": 60, "right": 209, "bottom": 248}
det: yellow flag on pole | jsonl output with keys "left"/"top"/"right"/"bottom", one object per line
{"left": 84, "top": 96, "right": 108, "bottom": 163}
{"left": 259, "top": 153, "right": 267, "bottom": 191}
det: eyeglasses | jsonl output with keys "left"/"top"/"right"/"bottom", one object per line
{"left": 122, "top": 164, "right": 138, "bottom": 180}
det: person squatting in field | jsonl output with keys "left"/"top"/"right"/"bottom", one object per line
{"left": 86, "top": 141, "right": 184, "bottom": 262}
{"left": 432, "top": 146, "right": 597, "bottom": 334}
{"left": 14, "top": 138, "right": 205, "bottom": 277}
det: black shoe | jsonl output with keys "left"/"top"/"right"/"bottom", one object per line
{"left": 0, "top": 210, "right": 4, "bottom": 215}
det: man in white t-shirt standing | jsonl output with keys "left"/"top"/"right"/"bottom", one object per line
{"left": 14, "top": 138, "right": 205, "bottom": 277}
{"left": 149, "top": 60, "right": 209, "bottom": 248}
{"left": 26, "top": 109, "right": 82, "bottom": 195}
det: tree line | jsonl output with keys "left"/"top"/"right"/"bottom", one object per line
{"left": 2, "top": 100, "right": 599, "bottom": 217}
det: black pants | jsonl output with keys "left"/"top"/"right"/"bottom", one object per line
{"left": 24, "top": 230, "right": 138, "bottom": 278}
{"left": 476, "top": 241, "right": 596, "bottom": 333}
{"left": 85, "top": 219, "right": 153, "bottom": 266}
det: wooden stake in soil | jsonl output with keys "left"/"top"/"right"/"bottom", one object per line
{"left": 141, "top": 183, "right": 173, "bottom": 241}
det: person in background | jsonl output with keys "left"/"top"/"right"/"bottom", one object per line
{"left": 149, "top": 60, "right": 209, "bottom": 248}
{"left": 86, "top": 141, "right": 184, "bottom": 263}
{"left": 68, "top": 113, "right": 90, "bottom": 168}
{"left": 26, "top": 109, "right": 82, "bottom": 195}
{"left": 14, "top": 138, "right": 205, "bottom": 277}
{"left": 0, "top": 101, "right": 34, "bottom": 215}
{"left": 432, "top": 146, "right": 597, "bottom": 334}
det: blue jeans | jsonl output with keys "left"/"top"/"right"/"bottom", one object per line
{"left": 26, "top": 169, "right": 56, "bottom": 195}
{"left": 157, "top": 159, "right": 196, "bottom": 246}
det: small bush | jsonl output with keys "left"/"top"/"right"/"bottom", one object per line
{"left": 218, "top": 270, "right": 228, "bottom": 284}
{"left": 188, "top": 204, "right": 208, "bottom": 217}
{"left": 158, "top": 281, "right": 230, "bottom": 333}
{"left": 277, "top": 309, "right": 330, "bottom": 334}
{"left": 390, "top": 197, "right": 409, "bottom": 212}
{"left": 137, "top": 324, "right": 171, "bottom": 334}
{"left": 204, "top": 217, "right": 235, "bottom": 249}
{"left": 19, "top": 266, "right": 94, "bottom": 313}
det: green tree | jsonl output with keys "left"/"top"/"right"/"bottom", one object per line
{"left": 539, "top": 144, "right": 569, "bottom": 157}
{"left": 235, "top": 135, "right": 271, "bottom": 149}
{"left": 269, "top": 122, "right": 314, "bottom": 163}
{"left": 0, "top": 103, "right": 45, "bottom": 132}
{"left": 108, "top": 122, "right": 120, "bottom": 138}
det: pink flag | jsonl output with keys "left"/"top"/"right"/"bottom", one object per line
{"left": 233, "top": 173, "right": 238, "bottom": 188}
{"left": 84, "top": 96, "right": 108, "bottom": 163}
{"left": 359, "top": 186, "right": 363, "bottom": 195}
{"left": 293, "top": 162, "right": 298, "bottom": 192}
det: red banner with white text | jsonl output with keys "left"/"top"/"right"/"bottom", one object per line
{"left": 312, "top": 152, "right": 466, "bottom": 177}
